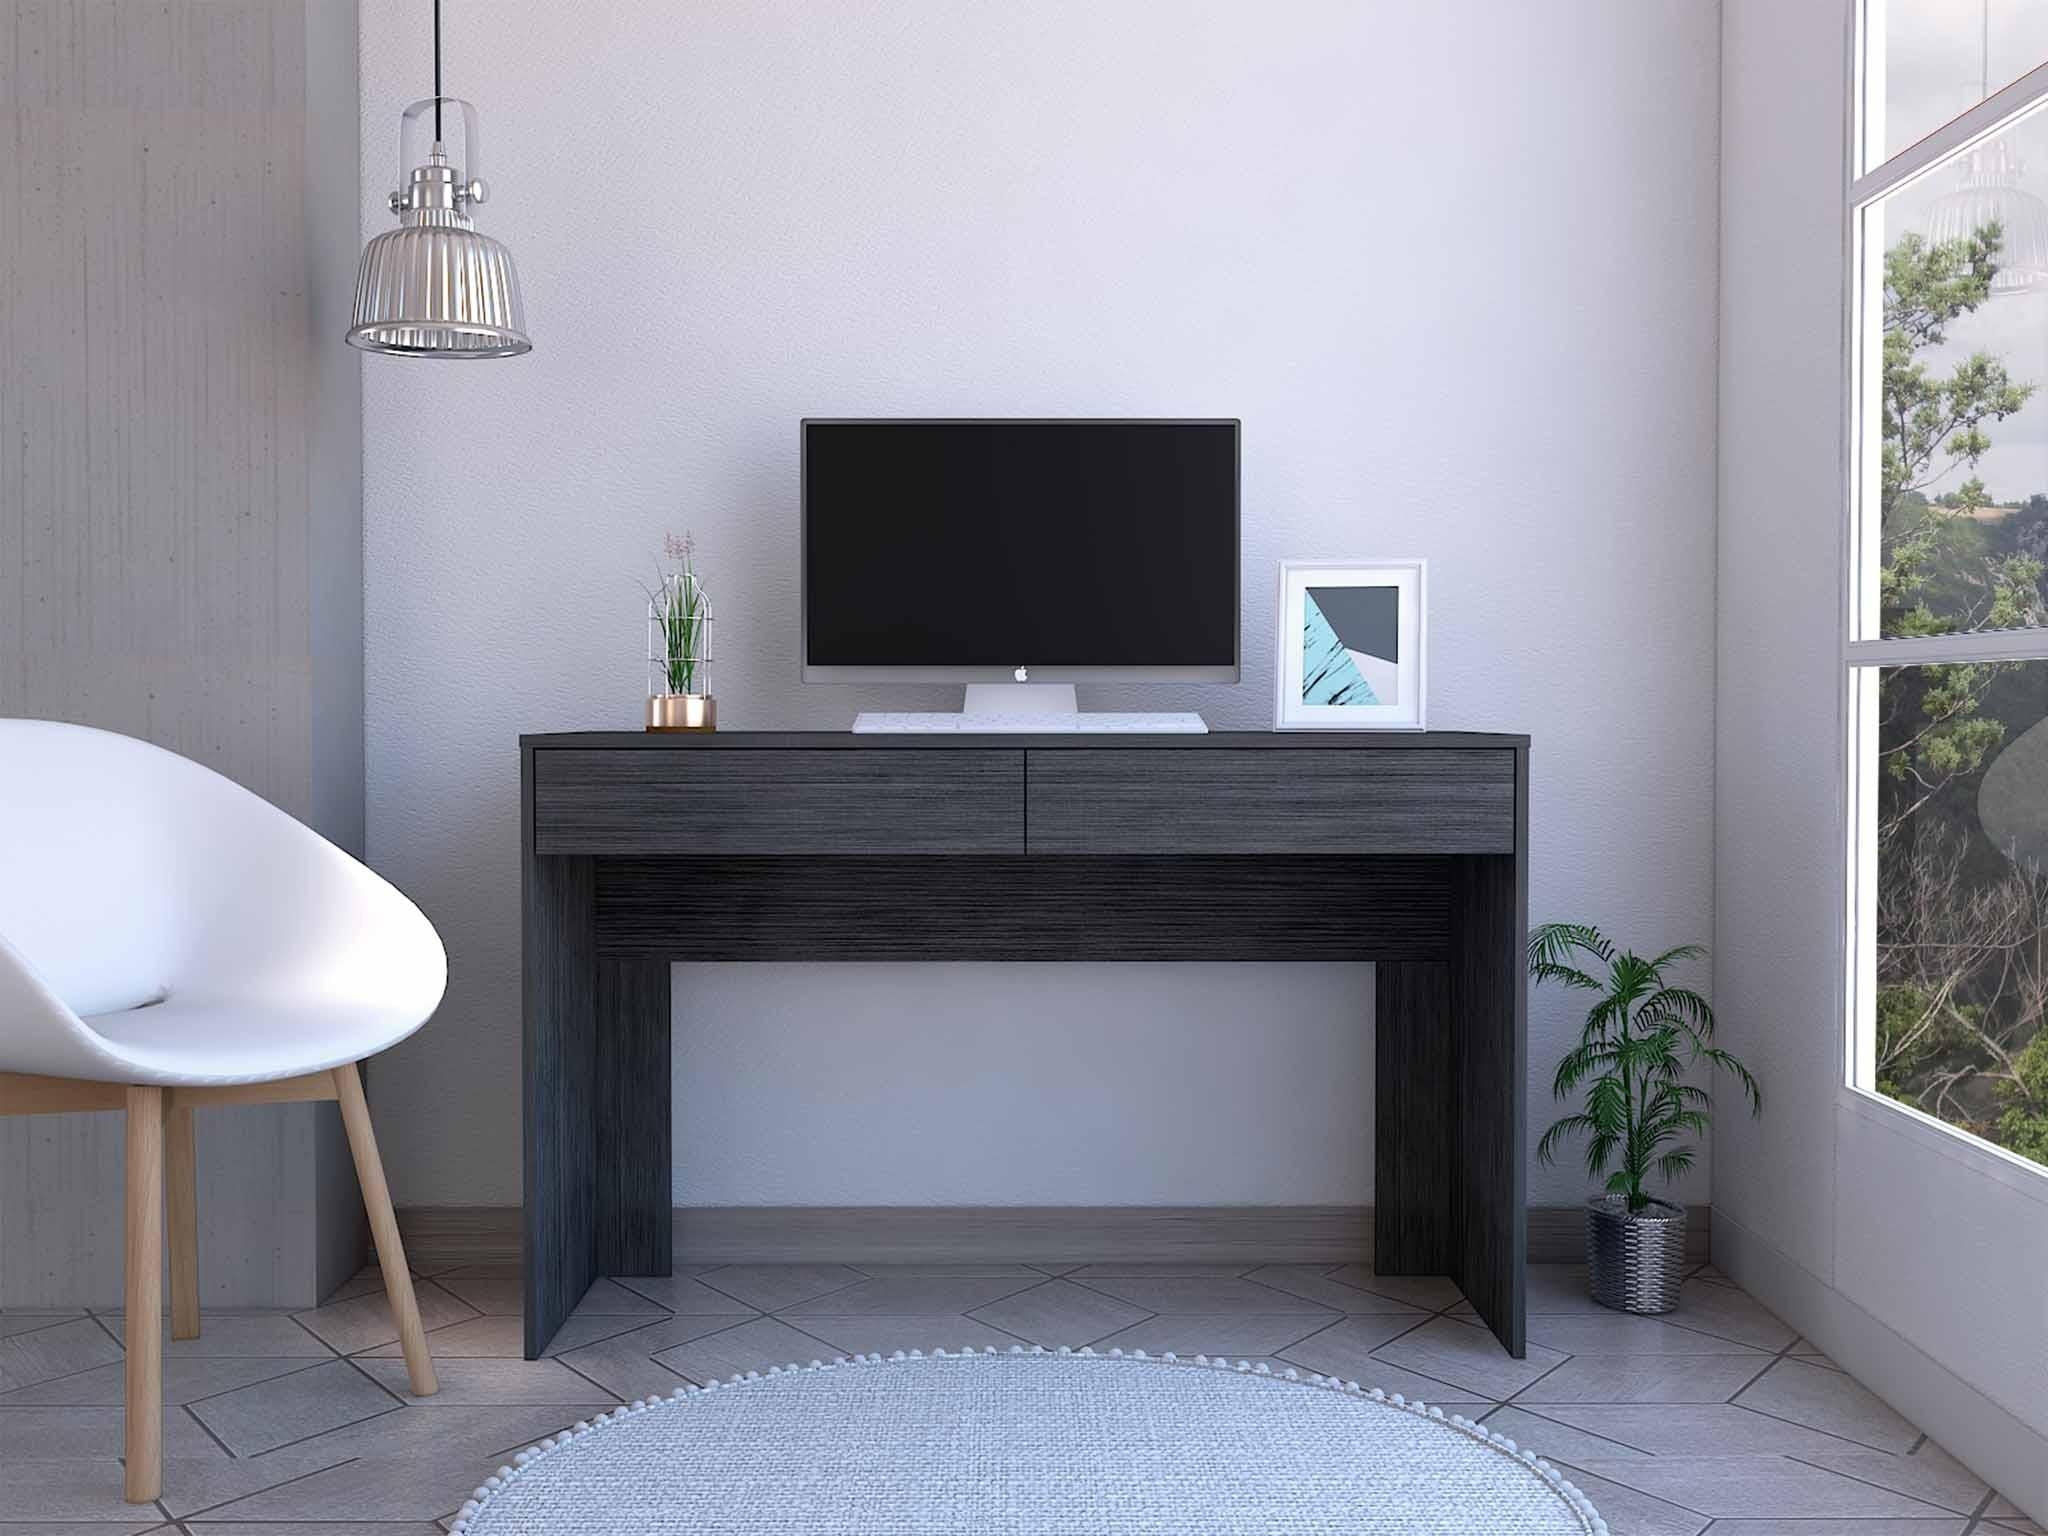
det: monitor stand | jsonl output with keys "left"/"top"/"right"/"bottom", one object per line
{"left": 850, "top": 683, "right": 1207, "bottom": 732}
{"left": 960, "top": 683, "right": 1078, "bottom": 715}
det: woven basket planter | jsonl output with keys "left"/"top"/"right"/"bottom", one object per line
{"left": 1585, "top": 1195, "right": 1687, "bottom": 1314}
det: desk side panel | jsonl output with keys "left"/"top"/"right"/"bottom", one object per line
{"left": 522, "top": 847, "right": 596, "bottom": 1359}
{"left": 1025, "top": 749, "right": 1516, "bottom": 854}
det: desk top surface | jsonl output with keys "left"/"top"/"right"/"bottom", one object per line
{"left": 522, "top": 729, "right": 1528, "bottom": 751}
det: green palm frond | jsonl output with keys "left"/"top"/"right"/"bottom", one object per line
{"left": 1531, "top": 921, "right": 1761, "bottom": 1212}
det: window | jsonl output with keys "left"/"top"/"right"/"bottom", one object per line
{"left": 1849, "top": 6, "right": 2048, "bottom": 1171}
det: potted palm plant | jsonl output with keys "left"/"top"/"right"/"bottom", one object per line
{"left": 1530, "top": 923, "right": 1760, "bottom": 1314}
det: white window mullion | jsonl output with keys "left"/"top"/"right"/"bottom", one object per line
{"left": 1851, "top": 54, "right": 2048, "bottom": 209}
{"left": 1847, "top": 631, "right": 2048, "bottom": 669}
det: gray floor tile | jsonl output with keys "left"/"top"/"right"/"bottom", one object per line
{"left": 597, "top": 1274, "right": 755, "bottom": 1315}
{"left": 157, "top": 1440, "right": 362, "bottom": 1519}
{"left": 0, "top": 1457, "right": 165, "bottom": 1520}
{"left": 0, "top": 1522, "right": 163, "bottom": 1536}
{"left": 1517, "top": 1353, "right": 1773, "bottom": 1405}
{"left": 1272, "top": 1315, "right": 1439, "bottom": 1381}
{"left": 780, "top": 1315, "right": 1030, "bottom": 1359}
{"left": 548, "top": 1316, "right": 751, "bottom": 1403}
{"left": 1534, "top": 1403, "right": 1897, "bottom": 1459}
{"left": 424, "top": 1268, "right": 522, "bottom": 1315}
{"left": 649, "top": 1317, "right": 853, "bottom": 1384}
{"left": 1476, "top": 1405, "right": 1656, "bottom": 1463}
{"left": 189, "top": 1359, "right": 399, "bottom": 1456}
{"left": 0, "top": 1404, "right": 225, "bottom": 1459}
{"left": 683, "top": 1264, "right": 866, "bottom": 1312}
{"left": 0, "top": 1318, "right": 125, "bottom": 1393}
{"left": 1734, "top": 1357, "right": 1921, "bottom": 1453}
{"left": 1322, "top": 1265, "right": 1467, "bottom": 1310}
{"left": 293, "top": 1282, "right": 476, "bottom": 1355}
{"left": 1537, "top": 1464, "right": 1711, "bottom": 1536}
{"left": 1059, "top": 1262, "right": 1254, "bottom": 1277}
{"left": 847, "top": 1262, "right": 1045, "bottom": 1277}
{"left": 198, "top": 1451, "right": 510, "bottom": 1523}
{"left": 1062, "top": 1276, "right": 1337, "bottom": 1316}
{"left": 781, "top": 1275, "right": 1042, "bottom": 1315}
{"left": 0, "top": 1354, "right": 327, "bottom": 1406}
{"left": 185, "top": 1524, "right": 449, "bottom": 1535}
{"left": 1684, "top": 1521, "right": 1967, "bottom": 1534}
{"left": 106, "top": 1311, "right": 332, "bottom": 1359}
{"left": 1566, "top": 1455, "right": 1956, "bottom": 1519}
{"left": 1665, "top": 1280, "right": 1798, "bottom": 1351}
{"left": 1089, "top": 1314, "right": 1338, "bottom": 1357}
{"left": 1524, "top": 1313, "right": 1770, "bottom": 1356}
{"left": 355, "top": 1357, "right": 623, "bottom": 1406}
{"left": 1519, "top": 1264, "right": 1623, "bottom": 1315}
{"left": 232, "top": 1402, "right": 594, "bottom": 1468}
{"left": 1369, "top": 1316, "right": 1570, "bottom": 1400}
{"left": 0, "top": 1311, "right": 88, "bottom": 1340}
{"left": 361, "top": 1313, "right": 643, "bottom": 1360}
{"left": 568, "top": 1279, "right": 671, "bottom": 1317}
{"left": 1793, "top": 1445, "right": 1991, "bottom": 1514}
{"left": 965, "top": 1280, "right": 1150, "bottom": 1348}
{"left": 1241, "top": 1264, "right": 1432, "bottom": 1314}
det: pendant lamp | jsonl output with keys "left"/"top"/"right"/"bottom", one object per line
{"left": 349, "top": 0, "right": 531, "bottom": 357}
{"left": 1923, "top": 0, "right": 2048, "bottom": 298}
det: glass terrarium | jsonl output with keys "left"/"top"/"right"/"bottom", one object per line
{"left": 646, "top": 534, "right": 715, "bottom": 732}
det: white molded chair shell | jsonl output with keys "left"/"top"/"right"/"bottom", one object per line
{"left": 0, "top": 719, "right": 446, "bottom": 1085}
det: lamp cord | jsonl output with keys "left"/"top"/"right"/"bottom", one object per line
{"left": 433, "top": 0, "right": 442, "bottom": 142}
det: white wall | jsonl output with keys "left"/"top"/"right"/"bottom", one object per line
{"left": 1717, "top": 0, "right": 2048, "bottom": 1519}
{"left": 360, "top": 0, "right": 1720, "bottom": 1212}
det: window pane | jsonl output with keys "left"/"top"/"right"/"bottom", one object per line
{"left": 1866, "top": 657, "right": 2048, "bottom": 1170}
{"left": 1875, "top": 0, "right": 2048, "bottom": 163}
{"left": 1859, "top": 98, "right": 2048, "bottom": 640}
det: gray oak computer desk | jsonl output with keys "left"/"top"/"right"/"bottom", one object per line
{"left": 520, "top": 730, "right": 1530, "bottom": 1358}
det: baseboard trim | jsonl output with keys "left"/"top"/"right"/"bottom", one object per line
{"left": 1713, "top": 1205, "right": 2046, "bottom": 1525}
{"left": 398, "top": 1201, "right": 1710, "bottom": 1271}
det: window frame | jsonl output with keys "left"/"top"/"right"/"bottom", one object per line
{"left": 1842, "top": 7, "right": 2048, "bottom": 1179}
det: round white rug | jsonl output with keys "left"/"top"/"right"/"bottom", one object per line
{"left": 452, "top": 1346, "right": 1606, "bottom": 1535}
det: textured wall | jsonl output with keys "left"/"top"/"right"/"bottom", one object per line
{"left": 0, "top": 0, "right": 363, "bottom": 1306}
{"left": 360, "top": 0, "right": 1720, "bottom": 1210}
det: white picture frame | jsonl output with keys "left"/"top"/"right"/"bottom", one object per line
{"left": 1274, "top": 558, "right": 1427, "bottom": 731}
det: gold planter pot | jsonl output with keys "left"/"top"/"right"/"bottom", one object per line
{"left": 646, "top": 693, "right": 717, "bottom": 732}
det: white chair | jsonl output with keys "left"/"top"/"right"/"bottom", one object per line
{"left": 0, "top": 719, "right": 446, "bottom": 1501}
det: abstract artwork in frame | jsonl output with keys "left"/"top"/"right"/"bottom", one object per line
{"left": 1274, "top": 559, "right": 1427, "bottom": 730}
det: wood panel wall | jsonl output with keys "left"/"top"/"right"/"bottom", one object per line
{"left": 0, "top": 0, "right": 364, "bottom": 1307}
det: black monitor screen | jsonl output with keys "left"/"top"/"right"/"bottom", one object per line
{"left": 803, "top": 420, "right": 1239, "bottom": 671}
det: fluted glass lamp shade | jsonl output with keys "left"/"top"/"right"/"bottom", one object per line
{"left": 350, "top": 97, "right": 530, "bottom": 357}
{"left": 1924, "top": 136, "right": 2048, "bottom": 298}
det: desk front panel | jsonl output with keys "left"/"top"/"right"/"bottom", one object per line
{"left": 532, "top": 748, "right": 1025, "bottom": 856}
{"left": 1024, "top": 749, "right": 1517, "bottom": 855}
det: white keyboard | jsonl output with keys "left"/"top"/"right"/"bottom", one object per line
{"left": 853, "top": 711, "right": 1209, "bottom": 734}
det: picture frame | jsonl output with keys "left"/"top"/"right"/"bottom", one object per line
{"left": 1274, "top": 558, "right": 1427, "bottom": 731}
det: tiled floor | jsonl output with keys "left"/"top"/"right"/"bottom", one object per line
{"left": 0, "top": 1257, "right": 2036, "bottom": 1535}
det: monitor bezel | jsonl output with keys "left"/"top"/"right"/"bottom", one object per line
{"left": 800, "top": 417, "right": 1242, "bottom": 684}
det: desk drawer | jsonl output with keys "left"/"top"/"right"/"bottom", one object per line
{"left": 1025, "top": 749, "right": 1516, "bottom": 854}
{"left": 532, "top": 750, "right": 1024, "bottom": 855}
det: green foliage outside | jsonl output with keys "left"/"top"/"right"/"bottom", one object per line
{"left": 1873, "top": 222, "right": 2048, "bottom": 1162}
{"left": 1531, "top": 924, "right": 1760, "bottom": 1213}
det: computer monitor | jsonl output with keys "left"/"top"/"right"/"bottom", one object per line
{"left": 801, "top": 419, "right": 1240, "bottom": 685}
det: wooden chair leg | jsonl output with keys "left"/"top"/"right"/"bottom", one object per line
{"left": 167, "top": 1104, "right": 200, "bottom": 1341}
{"left": 333, "top": 1061, "right": 438, "bottom": 1396}
{"left": 124, "top": 1085, "right": 164, "bottom": 1503}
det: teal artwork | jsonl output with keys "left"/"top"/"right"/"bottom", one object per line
{"left": 1303, "top": 592, "right": 1379, "bottom": 705}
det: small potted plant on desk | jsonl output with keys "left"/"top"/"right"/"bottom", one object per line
{"left": 1530, "top": 923, "right": 1761, "bottom": 1313}
{"left": 646, "top": 531, "right": 715, "bottom": 733}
